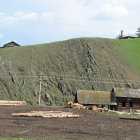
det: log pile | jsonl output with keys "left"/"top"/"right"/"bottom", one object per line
{"left": 67, "top": 102, "right": 86, "bottom": 109}
{"left": 91, "top": 106, "right": 108, "bottom": 112}
{"left": 67, "top": 102, "right": 108, "bottom": 112}
{"left": 12, "top": 111, "right": 80, "bottom": 118}
{"left": 135, "top": 110, "right": 140, "bottom": 113}
{"left": 0, "top": 100, "right": 27, "bottom": 106}
{"left": 134, "top": 110, "right": 140, "bottom": 115}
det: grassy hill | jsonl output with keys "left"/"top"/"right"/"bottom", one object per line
{"left": 115, "top": 38, "right": 140, "bottom": 70}
{"left": 0, "top": 38, "right": 140, "bottom": 105}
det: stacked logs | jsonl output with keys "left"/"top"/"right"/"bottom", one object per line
{"left": 12, "top": 111, "right": 80, "bottom": 118}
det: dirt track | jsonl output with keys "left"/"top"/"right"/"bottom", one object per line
{"left": 0, "top": 105, "right": 140, "bottom": 140}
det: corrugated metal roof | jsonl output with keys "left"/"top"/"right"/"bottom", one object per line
{"left": 77, "top": 90, "right": 116, "bottom": 105}
{"left": 114, "top": 88, "right": 140, "bottom": 98}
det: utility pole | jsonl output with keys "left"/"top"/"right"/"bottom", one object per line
{"left": 39, "top": 72, "right": 43, "bottom": 106}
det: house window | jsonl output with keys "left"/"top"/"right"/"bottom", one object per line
{"left": 129, "top": 101, "right": 133, "bottom": 107}
{"left": 122, "top": 101, "right": 126, "bottom": 107}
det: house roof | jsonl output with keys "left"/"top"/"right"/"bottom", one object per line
{"left": 3, "top": 41, "right": 20, "bottom": 47}
{"left": 114, "top": 88, "right": 140, "bottom": 98}
{"left": 77, "top": 90, "right": 117, "bottom": 105}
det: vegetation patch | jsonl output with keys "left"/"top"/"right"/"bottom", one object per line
{"left": 104, "top": 111, "right": 140, "bottom": 118}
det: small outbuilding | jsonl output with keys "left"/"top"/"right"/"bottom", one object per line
{"left": 3, "top": 41, "right": 20, "bottom": 48}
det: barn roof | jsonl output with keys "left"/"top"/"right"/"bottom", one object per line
{"left": 114, "top": 88, "right": 140, "bottom": 98}
{"left": 77, "top": 90, "right": 117, "bottom": 105}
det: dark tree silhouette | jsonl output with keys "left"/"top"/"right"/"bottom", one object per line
{"left": 136, "top": 27, "right": 140, "bottom": 37}
{"left": 117, "top": 30, "right": 124, "bottom": 39}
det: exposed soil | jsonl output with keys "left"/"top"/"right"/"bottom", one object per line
{"left": 0, "top": 105, "right": 140, "bottom": 140}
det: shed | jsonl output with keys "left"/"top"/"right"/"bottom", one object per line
{"left": 112, "top": 88, "right": 140, "bottom": 110}
{"left": 77, "top": 90, "right": 117, "bottom": 109}
{"left": 3, "top": 41, "right": 20, "bottom": 48}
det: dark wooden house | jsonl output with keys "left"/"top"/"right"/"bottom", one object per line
{"left": 112, "top": 88, "right": 140, "bottom": 111}
{"left": 76, "top": 90, "right": 117, "bottom": 110}
{"left": 3, "top": 41, "right": 20, "bottom": 48}
{"left": 122, "top": 36, "right": 137, "bottom": 39}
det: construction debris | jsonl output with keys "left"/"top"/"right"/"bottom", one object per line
{"left": 0, "top": 100, "right": 27, "bottom": 106}
{"left": 12, "top": 111, "right": 80, "bottom": 118}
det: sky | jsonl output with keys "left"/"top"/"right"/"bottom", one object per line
{"left": 0, "top": 0, "right": 140, "bottom": 46}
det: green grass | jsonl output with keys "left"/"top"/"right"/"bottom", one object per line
{"left": 122, "top": 114, "right": 140, "bottom": 118}
{"left": 114, "top": 38, "right": 140, "bottom": 70}
{"left": 104, "top": 111, "right": 140, "bottom": 118}
{"left": 0, "top": 138, "right": 36, "bottom": 140}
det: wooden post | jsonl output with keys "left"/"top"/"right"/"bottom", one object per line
{"left": 39, "top": 73, "right": 42, "bottom": 106}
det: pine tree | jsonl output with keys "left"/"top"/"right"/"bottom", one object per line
{"left": 116, "top": 30, "right": 124, "bottom": 39}
{"left": 136, "top": 27, "right": 140, "bottom": 37}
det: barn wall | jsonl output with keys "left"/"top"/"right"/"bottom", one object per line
{"left": 117, "top": 97, "right": 140, "bottom": 111}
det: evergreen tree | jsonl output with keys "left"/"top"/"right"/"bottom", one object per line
{"left": 136, "top": 27, "right": 140, "bottom": 37}
{"left": 116, "top": 30, "right": 124, "bottom": 39}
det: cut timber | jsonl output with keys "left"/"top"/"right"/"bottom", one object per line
{"left": 135, "top": 110, "right": 140, "bottom": 113}
{"left": 92, "top": 106, "right": 98, "bottom": 111}
{"left": 0, "top": 100, "right": 27, "bottom": 106}
{"left": 67, "top": 102, "right": 86, "bottom": 109}
{"left": 12, "top": 111, "right": 80, "bottom": 118}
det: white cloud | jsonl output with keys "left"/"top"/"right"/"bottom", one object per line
{"left": 0, "top": 34, "right": 4, "bottom": 39}
{"left": 22, "top": 13, "right": 39, "bottom": 21}
{"left": 0, "top": 11, "right": 57, "bottom": 24}
{"left": 3, "top": 12, "right": 39, "bottom": 23}
{"left": 0, "top": 12, "right": 4, "bottom": 17}
{"left": 0, "top": 0, "right": 140, "bottom": 45}
{"left": 103, "top": 4, "right": 128, "bottom": 16}
{"left": 92, "top": 3, "right": 128, "bottom": 21}
{"left": 116, "top": 0, "right": 140, "bottom": 3}
{"left": 41, "top": 12, "right": 55, "bottom": 23}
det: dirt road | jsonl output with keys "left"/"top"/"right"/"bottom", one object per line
{"left": 0, "top": 105, "right": 139, "bottom": 140}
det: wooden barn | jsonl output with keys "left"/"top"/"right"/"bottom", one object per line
{"left": 76, "top": 89, "right": 140, "bottom": 111}
{"left": 3, "top": 41, "right": 20, "bottom": 48}
{"left": 76, "top": 90, "right": 117, "bottom": 110}
{"left": 112, "top": 88, "right": 140, "bottom": 111}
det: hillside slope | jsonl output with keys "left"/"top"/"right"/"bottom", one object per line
{"left": 0, "top": 38, "right": 140, "bottom": 105}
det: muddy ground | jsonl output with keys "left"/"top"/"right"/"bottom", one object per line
{"left": 0, "top": 105, "right": 139, "bottom": 140}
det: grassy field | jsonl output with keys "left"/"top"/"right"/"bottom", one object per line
{"left": 115, "top": 38, "right": 140, "bottom": 71}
